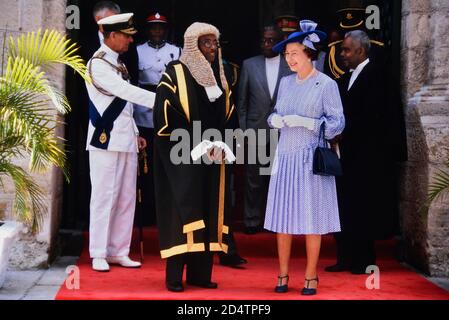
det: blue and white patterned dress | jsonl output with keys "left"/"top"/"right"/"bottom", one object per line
{"left": 264, "top": 71, "right": 345, "bottom": 235}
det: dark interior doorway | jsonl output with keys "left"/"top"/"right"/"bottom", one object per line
{"left": 62, "top": 0, "right": 401, "bottom": 232}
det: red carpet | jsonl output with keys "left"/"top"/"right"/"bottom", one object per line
{"left": 56, "top": 228, "right": 449, "bottom": 300}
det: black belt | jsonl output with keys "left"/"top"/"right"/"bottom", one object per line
{"left": 141, "top": 84, "right": 158, "bottom": 92}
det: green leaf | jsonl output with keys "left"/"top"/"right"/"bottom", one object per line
{"left": 428, "top": 167, "right": 449, "bottom": 203}
{"left": 8, "top": 29, "right": 91, "bottom": 84}
{"left": 0, "top": 28, "right": 85, "bottom": 232}
{"left": 0, "top": 163, "right": 46, "bottom": 233}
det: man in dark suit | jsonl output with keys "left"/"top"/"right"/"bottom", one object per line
{"left": 326, "top": 30, "right": 407, "bottom": 274}
{"left": 237, "top": 25, "right": 293, "bottom": 234}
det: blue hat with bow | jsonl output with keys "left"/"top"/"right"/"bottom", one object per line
{"left": 273, "top": 20, "right": 327, "bottom": 53}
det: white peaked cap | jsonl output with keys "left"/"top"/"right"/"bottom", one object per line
{"left": 98, "top": 13, "right": 134, "bottom": 25}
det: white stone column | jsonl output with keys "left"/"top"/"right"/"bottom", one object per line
{"left": 401, "top": 0, "right": 449, "bottom": 276}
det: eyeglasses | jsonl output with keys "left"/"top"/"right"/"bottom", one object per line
{"left": 199, "top": 39, "right": 220, "bottom": 49}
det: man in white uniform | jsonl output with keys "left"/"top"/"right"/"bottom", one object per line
{"left": 135, "top": 12, "right": 181, "bottom": 128}
{"left": 86, "top": 13, "right": 155, "bottom": 272}
{"left": 134, "top": 12, "right": 182, "bottom": 225}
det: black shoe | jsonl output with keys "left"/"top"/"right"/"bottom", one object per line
{"left": 187, "top": 281, "right": 218, "bottom": 289}
{"left": 166, "top": 281, "right": 184, "bottom": 292}
{"left": 219, "top": 254, "right": 248, "bottom": 267}
{"left": 324, "top": 263, "right": 350, "bottom": 272}
{"left": 351, "top": 266, "right": 369, "bottom": 275}
{"left": 274, "top": 275, "right": 289, "bottom": 293}
{"left": 244, "top": 226, "right": 261, "bottom": 235}
{"left": 301, "top": 277, "right": 319, "bottom": 296}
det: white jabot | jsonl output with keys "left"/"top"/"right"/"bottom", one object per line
{"left": 205, "top": 85, "right": 223, "bottom": 102}
{"left": 266, "top": 55, "right": 280, "bottom": 99}
{"left": 348, "top": 58, "right": 370, "bottom": 91}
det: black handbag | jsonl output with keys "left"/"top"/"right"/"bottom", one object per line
{"left": 313, "top": 122, "right": 343, "bottom": 176}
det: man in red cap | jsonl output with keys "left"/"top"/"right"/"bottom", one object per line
{"left": 136, "top": 12, "right": 181, "bottom": 93}
{"left": 134, "top": 12, "right": 182, "bottom": 226}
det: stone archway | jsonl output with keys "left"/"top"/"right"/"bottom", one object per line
{"left": 400, "top": 0, "right": 449, "bottom": 276}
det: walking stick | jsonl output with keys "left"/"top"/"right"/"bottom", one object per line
{"left": 137, "top": 149, "right": 148, "bottom": 263}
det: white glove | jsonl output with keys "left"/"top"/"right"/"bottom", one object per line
{"left": 213, "top": 141, "right": 236, "bottom": 163}
{"left": 191, "top": 140, "right": 236, "bottom": 163}
{"left": 191, "top": 140, "right": 213, "bottom": 161}
{"left": 270, "top": 114, "right": 285, "bottom": 129}
{"left": 283, "top": 115, "right": 315, "bottom": 130}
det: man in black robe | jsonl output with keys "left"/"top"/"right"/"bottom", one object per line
{"left": 153, "top": 22, "right": 238, "bottom": 292}
{"left": 326, "top": 30, "right": 407, "bottom": 275}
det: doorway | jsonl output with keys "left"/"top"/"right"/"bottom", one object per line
{"left": 62, "top": 0, "right": 402, "bottom": 231}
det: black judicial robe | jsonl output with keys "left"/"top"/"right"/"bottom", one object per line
{"left": 153, "top": 61, "right": 238, "bottom": 259}
{"left": 336, "top": 61, "right": 406, "bottom": 240}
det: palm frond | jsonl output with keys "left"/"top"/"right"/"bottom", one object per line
{"left": 0, "top": 132, "right": 27, "bottom": 160}
{"left": 29, "top": 131, "right": 69, "bottom": 178}
{"left": 0, "top": 122, "right": 68, "bottom": 178}
{"left": 0, "top": 59, "right": 69, "bottom": 178}
{"left": 428, "top": 167, "right": 449, "bottom": 203}
{"left": 0, "top": 162, "right": 46, "bottom": 233}
{"left": 0, "top": 28, "right": 83, "bottom": 232}
{"left": 2, "top": 56, "right": 70, "bottom": 113}
{"left": 8, "top": 29, "right": 91, "bottom": 84}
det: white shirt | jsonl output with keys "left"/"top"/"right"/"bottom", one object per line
{"left": 137, "top": 42, "right": 181, "bottom": 86}
{"left": 265, "top": 55, "right": 280, "bottom": 99}
{"left": 134, "top": 42, "right": 181, "bottom": 128}
{"left": 348, "top": 58, "right": 370, "bottom": 91}
{"left": 85, "top": 43, "right": 155, "bottom": 152}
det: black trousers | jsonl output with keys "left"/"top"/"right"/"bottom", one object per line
{"left": 166, "top": 252, "right": 213, "bottom": 284}
{"left": 334, "top": 232, "right": 376, "bottom": 269}
{"left": 136, "top": 127, "right": 156, "bottom": 225}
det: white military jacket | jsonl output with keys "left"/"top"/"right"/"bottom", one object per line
{"left": 136, "top": 42, "right": 181, "bottom": 86}
{"left": 85, "top": 44, "right": 155, "bottom": 152}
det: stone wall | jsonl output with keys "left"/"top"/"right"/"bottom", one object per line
{"left": 401, "top": 0, "right": 449, "bottom": 276}
{"left": 0, "top": 0, "right": 67, "bottom": 269}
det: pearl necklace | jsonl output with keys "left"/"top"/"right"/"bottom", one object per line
{"left": 296, "top": 68, "right": 317, "bottom": 84}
